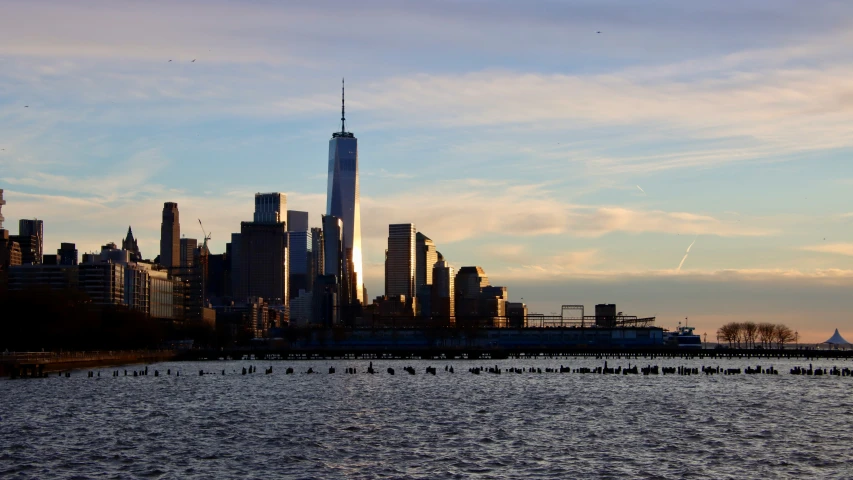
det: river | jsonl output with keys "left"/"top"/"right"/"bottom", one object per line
{"left": 2, "top": 356, "right": 852, "bottom": 479}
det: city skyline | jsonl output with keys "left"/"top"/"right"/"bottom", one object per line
{"left": 1, "top": 1, "right": 853, "bottom": 341}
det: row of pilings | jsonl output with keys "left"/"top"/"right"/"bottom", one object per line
{"left": 11, "top": 361, "right": 853, "bottom": 379}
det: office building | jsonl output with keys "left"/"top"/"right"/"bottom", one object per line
{"left": 312, "top": 274, "right": 340, "bottom": 326}
{"left": 0, "top": 189, "right": 5, "bottom": 229}
{"left": 122, "top": 226, "right": 142, "bottom": 261}
{"left": 287, "top": 211, "right": 312, "bottom": 299}
{"left": 78, "top": 263, "right": 126, "bottom": 307}
{"left": 18, "top": 219, "right": 43, "bottom": 264}
{"left": 596, "top": 304, "right": 618, "bottom": 327}
{"left": 385, "top": 223, "right": 416, "bottom": 299}
{"left": 58, "top": 243, "right": 78, "bottom": 266}
{"left": 254, "top": 193, "right": 286, "bottom": 224}
{"left": 10, "top": 234, "right": 40, "bottom": 265}
{"left": 323, "top": 216, "right": 342, "bottom": 277}
{"left": 415, "top": 232, "right": 437, "bottom": 295}
{"left": 326, "top": 80, "right": 363, "bottom": 303}
{"left": 480, "top": 285, "right": 508, "bottom": 326}
{"left": 180, "top": 238, "right": 198, "bottom": 267}
{"left": 455, "top": 266, "right": 490, "bottom": 317}
{"left": 431, "top": 260, "right": 455, "bottom": 321}
{"left": 160, "top": 202, "right": 180, "bottom": 268}
{"left": 310, "top": 226, "right": 324, "bottom": 290}
{"left": 235, "top": 221, "right": 289, "bottom": 305}
{"left": 290, "top": 289, "right": 313, "bottom": 326}
{"left": 0, "top": 229, "right": 22, "bottom": 270}
{"left": 229, "top": 233, "right": 242, "bottom": 300}
{"left": 506, "top": 302, "right": 528, "bottom": 328}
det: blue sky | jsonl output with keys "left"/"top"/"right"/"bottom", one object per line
{"left": 1, "top": 0, "right": 852, "bottom": 341}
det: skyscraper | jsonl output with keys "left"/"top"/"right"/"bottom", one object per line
{"left": 322, "top": 214, "right": 344, "bottom": 280}
{"left": 431, "top": 260, "right": 455, "bottom": 322}
{"left": 160, "top": 202, "right": 180, "bottom": 268}
{"left": 326, "top": 79, "right": 363, "bottom": 304}
{"left": 235, "top": 222, "right": 289, "bottom": 305}
{"left": 310, "top": 226, "right": 325, "bottom": 290}
{"left": 0, "top": 189, "right": 5, "bottom": 230}
{"left": 232, "top": 193, "right": 290, "bottom": 305}
{"left": 415, "top": 232, "right": 437, "bottom": 296}
{"left": 19, "top": 219, "right": 43, "bottom": 264}
{"left": 287, "top": 211, "right": 312, "bottom": 299}
{"left": 180, "top": 238, "right": 198, "bottom": 267}
{"left": 385, "top": 223, "right": 416, "bottom": 299}
{"left": 254, "top": 193, "right": 286, "bottom": 224}
{"left": 455, "top": 266, "right": 490, "bottom": 317}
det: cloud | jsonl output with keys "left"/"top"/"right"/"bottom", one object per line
{"left": 359, "top": 181, "right": 773, "bottom": 251}
{"left": 802, "top": 243, "right": 853, "bottom": 257}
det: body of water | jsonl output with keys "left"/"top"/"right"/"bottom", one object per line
{"left": 2, "top": 356, "right": 852, "bottom": 479}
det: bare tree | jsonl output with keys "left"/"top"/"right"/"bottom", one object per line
{"left": 743, "top": 322, "right": 758, "bottom": 348}
{"left": 758, "top": 323, "right": 775, "bottom": 348}
{"left": 774, "top": 324, "right": 796, "bottom": 349}
{"left": 718, "top": 322, "right": 740, "bottom": 347}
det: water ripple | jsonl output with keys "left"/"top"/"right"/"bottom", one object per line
{"left": 2, "top": 357, "right": 852, "bottom": 478}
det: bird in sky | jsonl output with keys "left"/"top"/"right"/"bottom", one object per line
{"left": 24, "top": 105, "right": 28, "bottom": 107}
{"left": 192, "top": 59, "right": 196, "bottom": 62}
{"left": 168, "top": 59, "right": 172, "bottom": 62}
{"left": 597, "top": 31, "right": 601, "bottom": 33}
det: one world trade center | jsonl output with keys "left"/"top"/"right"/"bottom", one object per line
{"left": 326, "top": 79, "right": 364, "bottom": 304}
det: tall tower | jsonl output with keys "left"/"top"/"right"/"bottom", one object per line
{"left": 0, "top": 189, "right": 5, "bottom": 230}
{"left": 160, "top": 202, "right": 180, "bottom": 268}
{"left": 431, "top": 260, "right": 455, "bottom": 321}
{"left": 385, "top": 223, "right": 416, "bottom": 299}
{"left": 287, "top": 210, "right": 312, "bottom": 299}
{"left": 326, "top": 79, "right": 363, "bottom": 304}
{"left": 415, "top": 232, "right": 437, "bottom": 295}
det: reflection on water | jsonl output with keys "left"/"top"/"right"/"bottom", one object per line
{"left": 2, "top": 357, "right": 852, "bottom": 479}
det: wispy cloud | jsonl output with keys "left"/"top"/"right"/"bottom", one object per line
{"left": 802, "top": 243, "right": 853, "bottom": 257}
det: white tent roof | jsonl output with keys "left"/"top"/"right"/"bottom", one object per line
{"left": 823, "top": 329, "right": 851, "bottom": 345}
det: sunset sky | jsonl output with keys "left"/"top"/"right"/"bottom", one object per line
{"left": 2, "top": 0, "right": 852, "bottom": 341}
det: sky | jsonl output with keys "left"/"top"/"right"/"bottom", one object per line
{"left": 1, "top": 0, "right": 852, "bottom": 342}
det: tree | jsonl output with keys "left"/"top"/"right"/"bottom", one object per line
{"left": 743, "top": 322, "right": 758, "bottom": 349}
{"left": 718, "top": 322, "right": 741, "bottom": 347}
{"left": 758, "top": 323, "right": 775, "bottom": 348}
{"left": 774, "top": 324, "right": 796, "bottom": 349}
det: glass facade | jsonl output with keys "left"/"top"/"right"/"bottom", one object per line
{"left": 327, "top": 135, "right": 363, "bottom": 303}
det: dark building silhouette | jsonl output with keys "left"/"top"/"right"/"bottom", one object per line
{"left": 415, "top": 232, "right": 437, "bottom": 295}
{"left": 235, "top": 222, "right": 289, "bottom": 305}
{"left": 385, "top": 223, "right": 416, "bottom": 300}
{"left": 18, "top": 219, "right": 43, "bottom": 264}
{"left": 310, "top": 227, "right": 324, "bottom": 291}
{"left": 180, "top": 238, "right": 198, "bottom": 267}
{"left": 58, "top": 242, "right": 78, "bottom": 266}
{"left": 287, "top": 210, "right": 311, "bottom": 300}
{"left": 122, "top": 226, "right": 142, "bottom": 261}
{"left": 431, "top": 260, "right": 455, "bottom": 322}
{"left": 160, "top": 202, "right": 180, "bottom": 269}
{"left": 0, "top": 229, "right": 22, "bottom": 270}
{"left": 10, "top": 234, "right": 40, "bottom": 265}
{"left": 595, "top": 304, "right": 617, "bottom": 327}
{"left": 312, "top": 274, "right": 340, "bottom": 326}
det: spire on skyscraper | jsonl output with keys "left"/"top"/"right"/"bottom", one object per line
{"left": 341, "top": 77, "right": 346, "bottom": 134}
{"left": 333, "top": 78, "right": 354, "bottom": 139}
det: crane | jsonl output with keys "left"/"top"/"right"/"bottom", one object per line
{"left": 198, "top": 219, "right": 212, "bottom": 254}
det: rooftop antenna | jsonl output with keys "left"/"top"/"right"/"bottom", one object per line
{"left": 341, "top": 77, "right": 346, "bottom": 134}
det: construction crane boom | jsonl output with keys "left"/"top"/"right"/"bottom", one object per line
{"left": 198, "top": 219, "right": 212, "bottom": 252}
